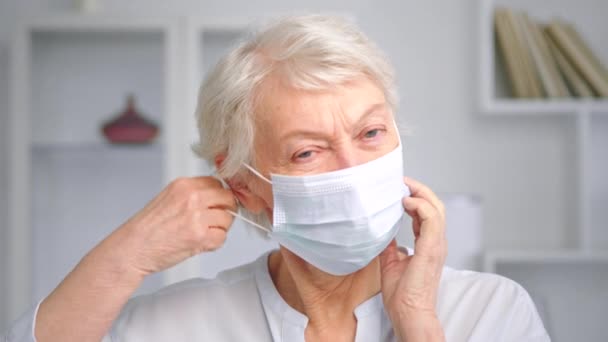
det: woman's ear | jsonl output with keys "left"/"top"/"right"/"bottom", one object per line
{"left": 214, "top": 154, "right": 227, "bottom": 173}
{"left": 215, "top": 154, "right": 268, "bottom": 214}
{"left": 225, "top": 178, "right": 268, "bottom": 214}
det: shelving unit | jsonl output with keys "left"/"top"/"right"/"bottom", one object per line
{"left": 479, "top": 0, "right": 608, "bottom": 340}
{"left": 7, "top": 15, "right": 183, "bottom": 323}
{"left": 479, "top": 0, "right": 608, "bottom": 249}
{"left": 590, "top": 113, "right": 608, "bottom": 248}
{"left": 5, "top": 13, "right": 282, "bottom": 325}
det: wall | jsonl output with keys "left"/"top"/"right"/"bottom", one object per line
{"left": 0, "top": 0, "right": 18, "bottom": 332}
{"left": 0, "top": 0, "right": 585, "bottom": 330}
{"left": 0, "top": 45, "right": 7, "bottom": 334}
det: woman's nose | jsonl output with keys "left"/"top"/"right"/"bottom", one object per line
{"left": 335, "top": 145, "right": 360, "bottom": 169}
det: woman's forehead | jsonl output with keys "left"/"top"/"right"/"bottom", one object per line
{"left": 253, "top": 76, "right": 390, "bottom": 136}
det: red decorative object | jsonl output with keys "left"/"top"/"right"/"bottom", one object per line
{"left": 102, "top": 95, "right": 159, "bottom": 144}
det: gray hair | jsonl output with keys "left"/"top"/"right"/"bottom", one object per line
{"left": 192, "top": 14, "right": 398, "bottom": 179}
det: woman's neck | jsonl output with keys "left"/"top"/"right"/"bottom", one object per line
{"left": 268, "top": 247, "right": 381, "bottom": 331}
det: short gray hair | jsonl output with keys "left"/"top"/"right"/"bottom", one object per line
{"left": 192, "top": 14, "right": 398, "bottom": 178}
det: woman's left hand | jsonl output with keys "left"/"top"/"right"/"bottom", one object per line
{"left": 379, "top": 177, "right": 447, "bottom": 342}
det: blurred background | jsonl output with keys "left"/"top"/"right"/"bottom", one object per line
{"left": 0, "top": 0, "right": 606, "bottom": 341}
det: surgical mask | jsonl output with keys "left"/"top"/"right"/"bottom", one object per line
{"left": 227, "top": 139, "right": 410, "bottom": 276}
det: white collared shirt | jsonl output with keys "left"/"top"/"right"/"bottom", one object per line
{"left": 4, "top": 250, "right": 550, "bottom": 341}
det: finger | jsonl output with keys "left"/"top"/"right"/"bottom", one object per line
{"left": 203, "top": 188, "right": 238, "bottom": 212}
{"left": 379, "top": 240, "right": 402, "bottom": 294}
{"left": 403, "top": 197, "right": 445, "bottom": 240}
{"left": 412, "top": 216, "right": 421, "bottom": 240}
{"left": 190, "top": 175, "right": 224, "bottom": 188}
{"left": 404, "top": 177, "right": 445, "bottom": 217}
{"left": 404, "top": 197, "right": 447, "bottom": 260}
{"left": 202, "top": 208, "right": 236, "bottom": 232}
{"left": 202, "top": 227, "right": 228, "bottom": 251}
{"left": 191, "top": 176, "right": 238, "bottom": 207}
{"left": 397, "top": 246, "right": 409, "bottom": 260}
{"left": 403, "top": 196, "right": 442, "bottom": 223}
{"left": 404, "top": 205, "right": 422, "bottom": 239}
{"left": 379, "top": 239, "right": 400, "bottom": 271}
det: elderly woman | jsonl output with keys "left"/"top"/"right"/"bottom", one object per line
{"left": 6, "top": 15, "right": 549, "bottom": 341}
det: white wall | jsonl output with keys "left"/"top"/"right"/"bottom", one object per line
{"left": 0, "top": 0, "right": 593, "bottom": 330}
{"left": 0, "top": 45, "right": 8, "bottom": 334}
{"left": 0, "top": 0, "right": 18, "bottom": 332}
{"left": 14, "top": 0, "right": 576, "bottom": 246}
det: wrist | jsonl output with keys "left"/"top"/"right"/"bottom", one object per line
{"left": 84, "top": 225, "right": 147, "bottom": 287}
{"left": 390, "top": 309, "right": 444, "bottom": 342}
{"left": 35, "top": 226, "right": 146, "bottom": 341}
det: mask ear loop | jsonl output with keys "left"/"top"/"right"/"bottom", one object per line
{"left": 243, "top": 163, "right": 272, "bottom": 184}
{"left": 211, "top": 168, "right": 273, "bottom": 235}
{"left": 392, "top": 119, "right": 402, "bottom": 146}
{"left": 225, "top": 209, "right": 272, "bottom": 235}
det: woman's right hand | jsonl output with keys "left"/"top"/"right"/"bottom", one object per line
{"left": 32, "top": 176, "right": 237, "bottom": 342}
{"left": 119, "top": 176, "right": 237, "bottom": 277}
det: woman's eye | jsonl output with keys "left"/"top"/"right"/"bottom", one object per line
{"left": 296, "top": 150, "right": 313, "bottom": 159}
{"left": 364, "top": 129, "right": 380, "bottom": 138}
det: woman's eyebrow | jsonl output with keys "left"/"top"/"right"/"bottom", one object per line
{"left": 278, "top": 103, "right": 389, "bottom": 141}
{"left": 279, "top": 128, "right": 328, "bottom": 141}
{"left": 355, "top": 103, "right": 390, "bottom": 124}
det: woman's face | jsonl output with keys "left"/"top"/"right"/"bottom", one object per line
{"left": 248, "top": 75, "right": 400, "bottom": 214}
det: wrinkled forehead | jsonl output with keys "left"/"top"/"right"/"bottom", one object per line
{"left": 251, "top": 74, "right": 392, "bottom": 136}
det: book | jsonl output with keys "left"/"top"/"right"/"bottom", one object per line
{"left": 509, "top": 10, "right": 543, "bottom": 98}
{"left": 495, "top": 8, "right": 529, "bottom": 97}
{"left": 546, "top": 20, "right": 608, "bottom": 97}
{"left": 522, "top": 14, "right": 570, "bottom": 98}
{"left": 561, "top": 21, "right": 608, "bottom": 85}
{"left": 544, "top": 29, "right": 594, "bottom": 98}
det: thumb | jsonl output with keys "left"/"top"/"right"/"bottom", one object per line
{"left": 379, "top": 240, "right": 407, "bottom": 295}
{"left": 379, "top": 239, "right": 400, "bottom": 272}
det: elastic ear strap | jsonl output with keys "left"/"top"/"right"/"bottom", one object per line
{"left": 210, "top": 169, "right": 229, "bottom": 187}
{"left": 208, "top": 169, "right": 270, "bottom": 233}
{"left": 243, "top": 163, "right": 272, "bottom": 184}
{"left": 225, "top": 209, "right": 272, "bottom": 234}
{"left": 393, "top": 119, "right": 402, "bottom": 146}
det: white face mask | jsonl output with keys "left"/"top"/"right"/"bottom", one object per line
{"left": 228, "top": 137, "right": 410, "bottom": 276}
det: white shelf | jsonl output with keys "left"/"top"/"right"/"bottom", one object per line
{"left": 7, "top": 14, "right": 183, "bottom": 324}
{"left": 479, "top": 0, "right": 608, "bottom": 113}
{"left": 482, "top": 99, "right": 608, "bottom": 115}
{"left": 483, "top": 249, "right": 608, "bottom": 273}
{"left": 478, "top": 0, "right": 608, "bottom": 253}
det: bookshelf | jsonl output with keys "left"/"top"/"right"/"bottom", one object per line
{"left": 6, "top": 14, "right": 184, "bottom": 323}
{"left": 5, "top": 14, "right": 282, "bottom": 325}
{"left": 479, "top": 0, "right": 608, "bottom": 340}
{"left": 480, "top": 0, "right": 608, "bottom": 112}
